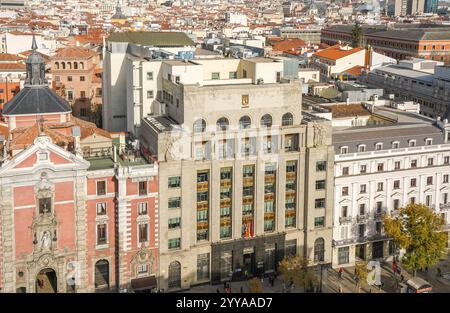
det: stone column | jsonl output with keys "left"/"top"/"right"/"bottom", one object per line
{"left": 0, "top": 183, "right": 15, "bottom": 292}
{"left": 74, "top": 174, "right": 89, "bottom": 292}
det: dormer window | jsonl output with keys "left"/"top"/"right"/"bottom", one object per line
{"left": 425, "top": 138, "right": 433, "bottom": 146}
{"left": 340, "top": 146, "right": 348, "bottom": 154}
{"left": 408, "top": 140, "right": 416, "bottom": 147}
{"left": 392, "top": 141, "right": 400, "bottom": 149}
{"left": 375, "top": 143, "right": 383, "bottom": 151}
{"left": 357, "top": 145, "right": 366, "bottom": 152}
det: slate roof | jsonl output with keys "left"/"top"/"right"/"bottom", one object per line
{"left": 107, "top": 31, "right": 195, "bottom": 47}
{"left": 2, "top": 86, "right": 71, "bottom": 115}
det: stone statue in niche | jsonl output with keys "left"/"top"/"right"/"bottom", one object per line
{"left": 40, "top": 230, "right": 52, "bottom": 251}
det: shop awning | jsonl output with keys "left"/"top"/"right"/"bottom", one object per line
{"left": 131, "top": 276, "right": 157, "bottom": 291}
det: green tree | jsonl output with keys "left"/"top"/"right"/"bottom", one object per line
{"left": 383, "top": 203, "right": 447, "bottom": 276}
{"left": 354, "top": 261, "right": 368, "bottom": 293}
{"left": 278, "top": 256, "right": 318, "bottom": 292}
{"left": 351, "top": 22, "right": 363, "bottom": 48}
{"left": 247, "top": 277, "right": 262, "bottom": 293}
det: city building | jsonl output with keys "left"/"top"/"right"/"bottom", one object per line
{"left": 50, "top": 46, "right": 102, "bottom": 124}
{"left": 362, "top": 58, "right": 450, "bottom": 118}
{"left": 139, "top": 57, "right": 335, "bottom": 291}
{"left": 0, "top": 37, "right": 159, "bottom": 293}
{"left": 0, "top": 52, "right": 25, "bottom": 114}
{"left": 321, "top": 25, "right": 450, "bottom": 64}
{"left": 328, "top": 104, "right": 450, "bottom": 267}
{"left": 102, "top": 31, "right": 196, "bottom": 133}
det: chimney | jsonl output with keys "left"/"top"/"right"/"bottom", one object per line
{"left": 72, "top": 126, "right": 82, "bottom": 156}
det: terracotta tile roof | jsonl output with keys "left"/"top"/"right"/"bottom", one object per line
{"left": 0, "top": 53, "right": 23, "bottom": 62}
{"left": 52, "top": 46, "right": 98, "bottom": 60}
{"left": 71, "top": 117, "right": 111, "bottom": 139}
{"left": 272, "top": 38, "right": 307, "bottom": 52}
{"left": 342, "top": 65, "right": 365, "bottom": 76}
{"left": 314, "top": 44, "right": 363, "bottom": 61}
{"left": 0, "top": 63, "right": 26, "bottom": 71}
{"left": 10, "top": 123, "right": 72, "bottom": 150}
{"left": 0, "top": 124, "right": 8, "bottom": 138}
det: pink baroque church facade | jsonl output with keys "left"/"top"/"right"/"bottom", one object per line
{"left": 0, "top": 37, "right": 159, "bottom": 293}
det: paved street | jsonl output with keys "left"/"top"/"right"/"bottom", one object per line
{"left": 183, "top": 253, "right": 450, "bottom": 293}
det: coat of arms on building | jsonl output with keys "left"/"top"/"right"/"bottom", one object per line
{"left": 242, "top": 94, "right": 249, "bottom": 107}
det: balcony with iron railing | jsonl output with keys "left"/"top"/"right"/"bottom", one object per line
{"left": 440, "top": 203, "right": 450, "bottom": 211}
{"left": 243, "top": 177, "right": 254, "bottom": 186}
{"left": 220, "top": 180, "right": 232, "bottom": 188}
{"left": 197, "top": 202, "right": 209, "bottom": 210}
{"left": 339, "top": 216, "right": 352, "bottom": 224}
{"left": 197, "top": 181, "right": 209, "bottom": 191}
{"left": 373, "top": 211, "right": 384, "bottom": 220}
{"left": 286, "top": 172, "right": 296, "bottom": 181}
{"left": 357, "top": 213, "right": 370, "bottom": 223}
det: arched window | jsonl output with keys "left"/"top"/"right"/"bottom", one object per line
{"left": 54, "top": 62, "right": 59, "bottom": 70}
{"left": 216, "top": 117, "right": 229, "bottom": 131}
{"left": 168, "top": 261, "right": 181, "bottom": 289}
{"left": 61, "top": 62, "right": 66, "bottom": 69}
{"left": 260, "top": 114, "right": 272, "bottom": 128}
{"left": 94, "top": 259, "right": 110, "bottom": 290}
{"left": 80, "top": 62, "right": 84, "bottom": 70}
{"left": 73, "top": 62, "right": 78, "bottom": 70}
{"left": 193, "top": 119, "right": 206, "bottom": 133}
{"left": 282, "top": 113, "right": 293, "bottom": 126}
{"left": 239, "top": 116, "right": 251, "bottom": 129}
{"left": 314, "top": 238, "right": 325, "bottom": 262}
{"left": 67, "top": 62, "right": 72, "bottom": 70}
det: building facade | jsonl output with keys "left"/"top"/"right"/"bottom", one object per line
{"left": 0, "top": 38, "right": 159, "bottom": 293}
{"left": 331, "top": 107, "right": 450, "bottom": 267}
{"left": 139, "top": 57, "right": 335, "bottom": 291}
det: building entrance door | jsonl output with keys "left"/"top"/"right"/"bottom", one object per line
{"left": 243, "top": 250, "right": 255, "bottom": 277}
{"left": 36, "top": 268, "right": 57, "bottom": 293}
{"left": 372, "top": 241, "right": 384, "bottom": 259}
{"left": 356, "top": 244, "right": 366, "bottom": 260}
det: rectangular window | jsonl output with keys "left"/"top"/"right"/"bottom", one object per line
{"left": 68, "top": 76, "right": 72, "bottom": 82}
{"left": 80, "top": 76, "right": 85, "bottom": 82}
{"left": 139, "top": 181, "right": 147, "bottom": 196}
{"left": 377, "top": 163, "right": 384, "bottom": 172}
{"left": 411, "top": 160, "right": 417, "bottom": 168}
{"left": 285, "top": 239, "right": 297, "bottom": 258}
{"left": 444, "top": 156, "right": 450, "bottom": 164}
{"left": 427, "top": 176, "right": 433, "bottom": 185}
{"left": 426, "top": 195, "right": 432, "bottom": 207}
{"left": 428, "top": 158, "right": 434, "bottom": 166}
{"left": 410, "top": 178, "right": 417, "bottom": 187}
{"left": 316, "top": 161, "right": 326, "bottom": 172}
{"left": 444, "top": 175, "right": 449, "bottom": 184}
{"left": 67, "top": 90, "right": 73, "bottom": 101}
{"left": 393, "top": 180, "right": 400, "bottom": 189}
{"left": 97, "top": 181, "right": 106, "bottom": 196}
{"left": 376, "top": 201, "right": 382, "bottom": 213}
{"left": 138, "top": 202, "right": 148, "bottom": 215}
{"left": 80, "top": 91, "right": 86, "bottom": 99}
{"left": 342, "top": 167, "right": 349, "bottom": 176}
{"left": 314, "top": 216, "right": 325, "bottom": 228}
{"left": 394, "top": 161, "right": 400, "bottom": 170}
{"left": 137, "top": 264, "right": 148, "bottom": 275}
{"left": 342, "top": 187, "right": 349, "bottom": 196}
{"left": 376, "top": 222, "right": 382, "bottom": 234}
{"left": 358, "top": 224, "right": 366, "bottom": 237}
{"left": 220, "top": 251, "right": 233, "bottom": 279}
{"left": 276, "top": 71, "right": 281, "bottom": 82}
{"left": 393, "top": 199, "right": 400, "bottom": 210}
{"left": 341, "top": 206, "right": 348, "bottom": 217}
{"left": 443, "top": 193, "right": 448, "bottom": 204}
{"left": 338, "top": 247, "right": 349, "bottom": 265}
{"left": 97, "top": 224, "right": 107, "bottom": 245}
{"left": 360, "top": 184, "right": 366, "bottom": 193}
{"left": 147, "top": 72, "right": 153, "bottom": 80}
{"left": 96, "top": 202, "right": 106, "bottom": 215}
{"left": 410, "top": 197, "right": 416, "bottom": 204}
{"left": 377, "top": 182, "right": 384, "bottom": 191}
{"left": 315, "top": 180, "right": 326, "bottom": 190}
{"left": 168, "top": 238, "right": 181, "bottom": 249}
{"left": 211, "top": 72, "right": 220, "bottom": 80}
{"left": 315, "top": 198, "right": 326, "bottom": 208}
{"left": 168, "top": 217, "right": 181, "bottom": 229}
{"left": 168, "top": 176, "right": 181, "bottom": 188}
{"left": 360, "top": 165, "right": 367, "bottom": 173}
{"left": 168, "top": 197, "right": 181, "bottom": 209}
{"left": 147, "top": 90, "right": 154, "bottom": 99}
{"left": 138, "top": 223, "right": 148, "bottom": 243}
{"left": 359, "top": 204, "right": 366, "bottom": 215}
{"left": 229, "top": 71, "right": 237, "bottom": 79}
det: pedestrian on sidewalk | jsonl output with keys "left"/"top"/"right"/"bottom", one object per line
{"left": 282, "top": 282, "right": 286, "bottom": 293}
{"left": 216, "top": 288, "right": 220, "bottom": 293}
{"left": 338, "top": 284, "right": 343, "bottom": 293}
{"left": 338, "top": 267, "right": 344, "bottom": 280}
{"left": 240, "top": 286, "right": 244, "bottom": 293}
